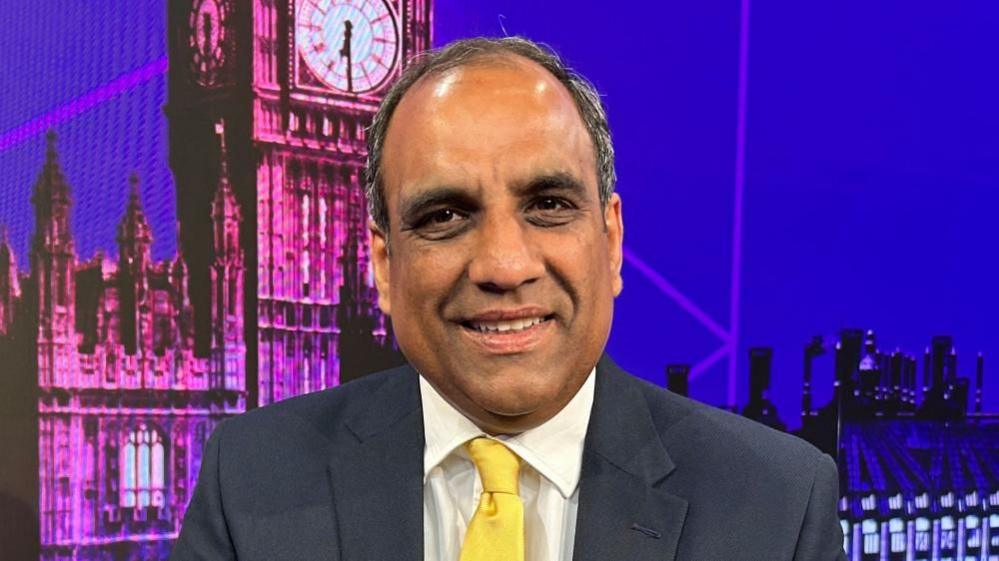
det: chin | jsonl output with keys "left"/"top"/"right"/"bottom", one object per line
{"left": 472, "top": 378, "right": 557, "bottom": 417}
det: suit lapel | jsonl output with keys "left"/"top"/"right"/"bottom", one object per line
{"left": 572, "top": 356, "right": 688, "bottom": 561}
{"left": 324, "top": 358, "right": 688, "bottom": 561}
{"left": 327, "top": 366, "right": 425, "bottom": 561}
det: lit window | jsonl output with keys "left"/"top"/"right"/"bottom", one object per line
{"left": 940, "top": 516, "right": 956, "bottom": 550}
{"left": 966, "top": 491, "right": 978, "bottom": 507}
{"left": 319, "top": 197, "right": 327, "bottom": 246}
{"left": 862, "top": 519, "right": 879, "bottom": 554}
{"left": 889, "top": 517, "right": 906, "bottom": 552}
{"left": 889, "top": 493, "right": 903, "bottom": 510}
{"left": 862, "top": 494, "right": 877, "bottom": 511}
{"left": 302, "top": 249, "right": 310, "bottom": 286}
{"left": 119, "top": 424, "right": 165, "bottom": 509}
{"left": 915, "top": 517, "right": 930, "bottom": 551}
{"left": 941, "top": 492, "right": 954, "bottom": 508}
{"left": 966, "top": 514, "right": 981, "bottom": 548}
{"left": 915, "top": 493, "right": 929, "bottom": 509}
{"left": 302, "top": 195, "right": 311, "bottom": 291}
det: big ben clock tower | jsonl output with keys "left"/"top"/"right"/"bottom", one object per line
{"left": 167, "top": 0, "right": 432, "bottom": 408}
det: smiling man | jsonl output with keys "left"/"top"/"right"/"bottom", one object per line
{"left": 173, "top": 37, "right": 846, "bottom": 561}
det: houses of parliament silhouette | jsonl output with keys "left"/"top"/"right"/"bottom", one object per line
{"left": 668, "top": 329, "right": 998, "bottom": 561}
{"left": 0, "top": 1, "right": 431, "bottom": 559}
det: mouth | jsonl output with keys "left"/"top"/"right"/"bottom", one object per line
{"left": 460, "top": 314, "right": 555, "bottom": 334}
{"left": 457, "top": 310, "right": 557, "bottom": 354}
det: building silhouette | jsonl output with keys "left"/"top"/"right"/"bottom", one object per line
{"left": 0, "top": 132, "right": 244, "bottom": 560}
{"left": 735, "top": 329, "right": 998, "bottom": 561}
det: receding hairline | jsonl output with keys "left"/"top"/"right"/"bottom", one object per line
{"left": 393, "top": 51, "right": 581, "bottom": 118}
{"left": 380, "top": 51, "right": 598, "bottom": 191}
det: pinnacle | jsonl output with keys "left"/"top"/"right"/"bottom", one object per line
{"left": 45, "top": 130, "right": 58, "bottom": 158}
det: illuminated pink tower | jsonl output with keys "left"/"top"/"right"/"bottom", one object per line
{"left": 24, "top": 132, "right": 245, "bottom": 560}
{"left": 167, "top": 0, "right": 432, "bottom": 406}
{"left": 210, "top": 121, "right": 247, "bottom": 395}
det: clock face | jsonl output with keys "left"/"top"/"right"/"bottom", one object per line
{"left": 296, "top": 0, "right": 400, "bottom": 94}
{"left": 188, "top": 0, "right": 230, "bottom": 87}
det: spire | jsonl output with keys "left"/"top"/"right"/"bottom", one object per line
{"left": 216, "top": 120, "right": 230, "bottom": 181}
{"left": 30, "top": 130, "right": 75, "bottom": 254}
{"left": 32, "top": 130, "right": 71, "bottom": 206}
{"left": 211, "top": 119, "right": 240, "bottom": 221}
{"left": 117, "top": 172, "right": 153, "bottom": 249}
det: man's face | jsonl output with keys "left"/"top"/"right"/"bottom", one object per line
{"left": 371, "top": 56, "right": 624, "bottom": 434}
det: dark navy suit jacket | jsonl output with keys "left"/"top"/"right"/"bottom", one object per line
{"left": 171, "top": 355, "right": 846, "bottom": 560}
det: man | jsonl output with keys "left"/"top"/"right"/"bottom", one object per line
{"left": 172, "top": 37, "right": 845, "bottom": 561}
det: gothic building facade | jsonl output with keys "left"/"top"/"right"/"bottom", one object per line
{"left": 0, "top": 131, "right": 246, "bottom": 560}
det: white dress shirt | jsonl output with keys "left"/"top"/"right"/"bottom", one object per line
{"left": 419, "top": 368, "right": 596, "bottom": 561}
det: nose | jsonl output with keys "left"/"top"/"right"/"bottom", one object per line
{"left": 467, "top": 212, "right": 545, "bottom": 293}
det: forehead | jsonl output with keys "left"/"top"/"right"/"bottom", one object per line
{"left": 380, "top": 55, "right": 596, "bottom": 201}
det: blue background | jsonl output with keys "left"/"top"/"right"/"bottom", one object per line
{"left": 1, "top": 0, "right": 996, "bottom": 427}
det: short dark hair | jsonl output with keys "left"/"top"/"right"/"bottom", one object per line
{"left": 364, "top": 36, "right": 616, "bottom": 235}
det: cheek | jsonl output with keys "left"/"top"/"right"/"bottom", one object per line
{"left": 389, "top": 248, "right": 463, "bottom": 313}
{"left": 550, "top": 231, "right": 612, "bottom": 294}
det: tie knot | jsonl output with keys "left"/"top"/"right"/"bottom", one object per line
{"left": 465, "top": 437, "right": 521, "bottom": 495}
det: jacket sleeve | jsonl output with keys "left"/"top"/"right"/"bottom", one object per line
{"left": 792, "top": 453, "right": 847, "bottom": 561}
{"left": 170, "top": 421, "right": 237, "bottom": 561}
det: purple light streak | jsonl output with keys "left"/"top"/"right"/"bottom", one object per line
{"left": 0, "top": 57, "right": 168, "bottom": 152}
{"left": 691, "top": 342, "right": 733, "bottom": 381}
{"left": 623, "top": 245, "right": 731, "bottom": 343}
{"left": 728, "top": 0, "right": 752, "bottom": 407}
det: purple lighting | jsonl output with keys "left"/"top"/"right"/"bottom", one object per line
{"left": 623, "top": 245, "right": 731, "bottom": 342}
{"left": 728, "top": 0, "right": 752, "bottom": 408}
{"left": 691, "top": 343, "right": 734, "bottom": 381}
{"left": 0, "top": 57, "right": 167, "bottom": 152}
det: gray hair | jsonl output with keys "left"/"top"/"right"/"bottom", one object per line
{"left": 364, "top": 36, "right": 616, "bottom": 235}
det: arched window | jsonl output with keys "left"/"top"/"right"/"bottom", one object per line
{"left": 302, "top": 195, "right": 311, "bottom": 295}
{"left": 119, "top": 424, "right": 165, "bottom": 508}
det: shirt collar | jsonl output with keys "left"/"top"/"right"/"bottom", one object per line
{"left": 419, "top": 367, "right": 596, "bottom": 499}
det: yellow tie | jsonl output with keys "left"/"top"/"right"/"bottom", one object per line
{"left": 459, "top": 437, "right": 525, "bottom": 561}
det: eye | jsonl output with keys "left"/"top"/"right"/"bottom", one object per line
{"left": 411, "top": 208, "right": 471, "bottom": 237}
{"left": 529, "top": 196, "right": 575, "bottom": 213}
{"left": 426, "top": 208, "right": 463, "bottom": 224}
{"left": 525, "top": 196, "right": 578, "bottom": 227}
{"left": 535, "top": 197, "right": 567, "bottom": 211}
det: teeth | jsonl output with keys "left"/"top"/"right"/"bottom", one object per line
{"left": 470, "top": 316, "right": 546, "bottom": 333}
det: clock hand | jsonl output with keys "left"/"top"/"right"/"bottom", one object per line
{"left": 340, "top": 20, "right": 354, "bottom": 93}
{"left": 202, "top": 13, "right": 213, "bottom": 57}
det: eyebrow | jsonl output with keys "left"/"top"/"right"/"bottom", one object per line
{"left": 398, "top": 186, "right": 478, "bottom": 226}
{"left": 513, "top": 171, "right": 590, "bottom": 201}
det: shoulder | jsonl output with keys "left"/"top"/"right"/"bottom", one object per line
{"left": 201, "top": 365, "right": 417, "bottom": 515}
{"left": 624, "top": 369, "right": 829, "bottom": 482}
{"left": 212, "top": 365, "right": 412, "bottom": 458}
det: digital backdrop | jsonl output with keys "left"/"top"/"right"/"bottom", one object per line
{"left": 0, "top": 1, "right": 996, "bottom": 559}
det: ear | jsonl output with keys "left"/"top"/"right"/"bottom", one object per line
{"left": 368, "top": 219, "right": 392, "bottom": 315}
{"left": 604, "top": 193, "right": 624, "bottom": 297}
